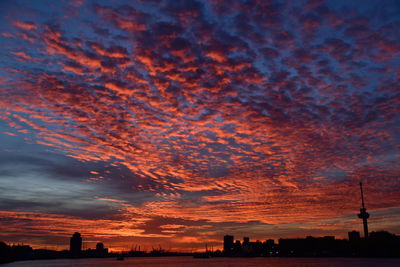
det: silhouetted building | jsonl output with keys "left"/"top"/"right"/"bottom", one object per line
{"left": 348, "top": 231, "right": 361, "bottom": 241}
{"left": 223, "top": 235, "right": 234, "bottom": 255}
{"left": 357, "top": 182, "right": 370, "bottom": 238}
{"left": 249, "top": 240, "right": 264, "bottom": 256}
{"left": 233, "top": 240, "right": 242, "bottom": 253}
{"left": 0, "top": 241, "right": 12, "bottom": 264}
{"left": 265, "top": 239, "right": 277, "bottom": 256}
{"left": 0, "top": 243, "right": 35, "bottom": 263}
{"left": 266, "top": 239, "right": 275, "bottom": 246}
{"left": 95, "top": 242, "right": 108, "bottom": 257}
{"left": 367, "top": 231, "right": 400, "bottom": 257}
{"left": 278, "top": 236, "right": 343, "bottom": 257}
{"left": 242, "top": 237, "right": 250, "bottom": 254}
{"left": 70, "top": 232, "right": 82, "bottom": 257}
{"left": 96, "top": 242, "right": 104, "bottom": 251}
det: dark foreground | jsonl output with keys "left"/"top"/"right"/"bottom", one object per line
{"left": 3, "top": 256, "right": 400, "bottom": 267}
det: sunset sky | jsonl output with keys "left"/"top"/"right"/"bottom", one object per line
{"left": 0, "top": 0, "right": 399, "bottom": 252}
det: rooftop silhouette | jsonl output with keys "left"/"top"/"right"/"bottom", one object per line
{"left": 1, "top": 228, "right": 399, "bottom": 264}
{"left": 69, "top": 232, "right": 82, "bottom": 257}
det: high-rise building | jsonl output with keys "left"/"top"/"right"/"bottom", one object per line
{"left": 223, "top": 235, "right": 234, "bottom": 254}
{"left": 348, "top": 231, "right": 360, "bottom": 241}
{"left": 96, "top": 242, "right": 108, "bottom": 257}
{"left": 266, "top": 239, "right": 275, "bottom": 246}
{"left": 70, "top": 232, "right": 82, "bottom": 256}
{"left": 96, "top": 242, "right": 104, "bottom": 251}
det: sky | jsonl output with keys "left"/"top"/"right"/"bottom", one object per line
{"left": 0, "top": 0, "right": 399, "bottom": 252}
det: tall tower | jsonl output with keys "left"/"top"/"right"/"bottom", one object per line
{"left": 223, "top": 235, "right": 234, "bottom": 255}
{"left": 357, "top": 182, "right": 369, "bottom": 238}
{"left": 70, "top": 232, "right": 82, "bottom": 256}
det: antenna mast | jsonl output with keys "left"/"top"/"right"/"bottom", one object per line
{"left": 357, "top": 182, "right": 370, "bottom": 238}
{"left": 360, "top": 182, "right": 365, "bottom": 208}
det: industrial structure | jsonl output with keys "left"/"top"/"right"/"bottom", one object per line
{"left": 357, "top": 182, "right": 370, "bottom": 238}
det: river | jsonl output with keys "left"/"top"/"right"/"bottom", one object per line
{"left": 4, "top": 257, "right": 400, "bottom": 266}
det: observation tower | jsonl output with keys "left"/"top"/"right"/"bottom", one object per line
{"left": 357, "top": 182, "right": 369, "bottom": 238}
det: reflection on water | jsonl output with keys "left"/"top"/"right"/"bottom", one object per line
{"left": 4, "top": 257, "right": 400, "bottom": 267}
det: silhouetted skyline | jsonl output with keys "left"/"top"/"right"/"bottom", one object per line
{"left": 1, "top": 229, "right": 399, "bottom": 264}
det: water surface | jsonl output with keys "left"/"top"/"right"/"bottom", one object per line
{"left": 4, "top": 257, "right": 400, "bottom": 267}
